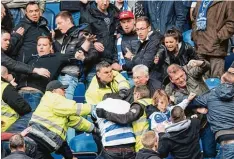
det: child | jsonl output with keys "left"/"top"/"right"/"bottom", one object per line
{"left": 135, "top": 130, "right": 161, "bottom": 159}
{"left": 149, "top": 89, "right": 196, "bottom": 130}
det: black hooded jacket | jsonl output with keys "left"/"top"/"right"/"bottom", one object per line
{"left": 158, "top": 119, "right": 202, "bottom": 159}
{"left": 122, "top": 31, "right": 163, "bottom": 77}
{"left": 136, "top": 148, "right": 161, "bottom": 159}
{"left": 10, "top": 16, "right": 50, "bottom": 63}
{"left": 79, "top": 1, "right": 119, "bottom": 64}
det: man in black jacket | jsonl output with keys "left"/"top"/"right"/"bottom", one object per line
{"left": 55, "top": 11, "right": 99, "bottom": 99}
{"left": 1, "top": 29, "right": 50, "bottom": 78}
{"left": 117, "top": 10, "right": 139, "bottom": 74}
{"left": 3, "top": 134, "right": 32, "bottom": 159}
{"left": 120, "top": 16, "right": 163, "bottom": 80}
{"left": 11, "top": 2, "right": 50, "bottom": 63}
{"left": 156, "top": 106, "right": 202, "bottom": 159}
{"left": 1, "top": 66, "right": 31, "bottom": 132}
{"left": 79, "top": 0, "right": 121, "bottom": 71}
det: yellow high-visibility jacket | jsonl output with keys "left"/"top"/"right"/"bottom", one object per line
{"left": 132, "top": 98, "right": 152, "bottom": 152}
{"left": 1, "top": 81, "right": 19, "bottom": 132}
{"left": 85, "top": 70, "right": 130, "bottom": 105}
{"left": 29, "top": 91, "right": 94, "bottom": 151}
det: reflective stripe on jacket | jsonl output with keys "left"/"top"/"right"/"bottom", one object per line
{"left": 85, "top": 70, "right": 130, "bottom": 105}
{"left": 1, "top": 81, "right": 19, "bottom": 132}
{"left": 132, "top": 98, "right": 152, "bottom": 152}
{"left": 29, "top": 91, "right": 94, "bottom": 150}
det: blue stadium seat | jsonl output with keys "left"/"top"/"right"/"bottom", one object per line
{"left": 69, "top": 132, "right": 98, "bottom": 159}
{"left": 42, "top": 8, "right": 55, "bottom": 30}
{"left": 73, "top": 82, "right": 86, "bottom": 103}
{"left": 51, "top": 153, "right": 63, "bottom": 159}
{"left": 45, "top": 2, "right": 60, "bottom": 16}
{"left": 205, "top": 78, "right": 221, "bottom": 90}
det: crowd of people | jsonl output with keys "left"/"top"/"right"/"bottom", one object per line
{"left": 1, "top": 0, "right": 234, "bottom": 159}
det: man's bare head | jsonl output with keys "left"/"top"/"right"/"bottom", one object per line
{"left": 167, "top": 64, "right": 187, "bottom": 88}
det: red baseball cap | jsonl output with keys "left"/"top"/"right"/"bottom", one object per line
{"left": 119, "top": 11, "right": 134, "bottom": 20}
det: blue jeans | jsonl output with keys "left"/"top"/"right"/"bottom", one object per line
{"left": 200, "top": 123, "right": 217, "bottom": 158}
{"left": 216, "top": 143, "right": 234, "bottom": 159}
{"left": 58, "top": 74, "right": 78, "bottom": 100}
{"left": 6, "top": 91, "right": 43, "bottom": 133}
{"left": 183, "top": 29, "right": 194, "bottom": 47}
{"left": 85, "top": 66, "right": 96, "bottom": 88}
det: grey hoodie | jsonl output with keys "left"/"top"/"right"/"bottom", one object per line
{"left": 194, "top": 83, "right": 234, "bottom": 134}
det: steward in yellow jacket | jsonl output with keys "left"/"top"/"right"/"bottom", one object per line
{"left": 85, "top": 61, "right": 130, "bottom": 105}
{"left": 96, "top": 85, "right": 151, "bottom": 152}
{"left": 1, "top": 80, "right": 31, "bottom": 132}
{"left": 26, "top": 80, "right": 96, "bottom": 158}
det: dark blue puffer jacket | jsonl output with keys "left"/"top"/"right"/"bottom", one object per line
{"left": 194, "top": 83, "right": 234, "bottom": 134}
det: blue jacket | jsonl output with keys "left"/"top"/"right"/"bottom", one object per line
{"left": 143, "top": 1, "right": 187, "bottom": 34}
{"left": 194, "top": 83, "right": 234, "bottom": 134}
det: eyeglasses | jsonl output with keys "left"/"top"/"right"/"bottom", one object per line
{"left": 135, "top": 26, "right": 149, "bottom": 32}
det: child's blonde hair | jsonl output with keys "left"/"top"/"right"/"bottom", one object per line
{"left": 152, "top": 89, "right": 170, "bottom": 106}
{"left": 141, "top": 130, "right": 158, "bottom": 149}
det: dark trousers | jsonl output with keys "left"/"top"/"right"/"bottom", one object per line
{"left": 97, "top": 148, "right": 136, "bottom": 159}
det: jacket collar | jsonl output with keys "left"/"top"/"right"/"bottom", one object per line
{"left": 10, "top": 151, "right": 27, "bottom": 155}
{"left": 96, "top": 75, "right": 111, "bottom": 88}
{"left": 166, "top": 119, "right": 191, "bottom": 133}
{"left": 23, "top": 16, "right": 48, "bottom": 27}
{"left": 65, "top": 26, "right": 76, "bottom": 37}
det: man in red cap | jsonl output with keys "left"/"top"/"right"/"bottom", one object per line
{"left": 117, "top": 10, "right": 139, "bottom": 75}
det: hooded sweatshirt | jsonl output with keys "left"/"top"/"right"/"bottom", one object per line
{"left": 194, "top": 83, "right": 234, "bottom": 143}
{"left": 158, "top": 119, "right": 202, "bottom": 159}
{"left": 136, "top": 148, "right": 161, "bottom": 159}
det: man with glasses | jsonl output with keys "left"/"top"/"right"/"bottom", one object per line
{"left": 119, "top": 16, "right": 163, "bottom": 80}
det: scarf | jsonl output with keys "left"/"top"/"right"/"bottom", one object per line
{"left": 196, "top": 0, "right": 213, "bottom": 31}
{"left": 117, "top": 35, "right": 126, "bottom": 66}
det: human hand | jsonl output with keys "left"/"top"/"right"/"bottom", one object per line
{"left": 33, "top": 68, "right": 50, "bottom": 78}
{"left": 21, "top": 127, "right": 32, "bottom": 137}
{"left": 170, "top": 96, "right": 175, "bottom": 103}
{"left": 96, "top": 108, "right": 106, "bottom": 118}
{"left": 154, "top": 56, "right": 160, "bottom": 64}
{"left": 188, "top": 92, "right": 196, "bottom": 101}
{"left": 51, "top": 29, "right": 55, "bottom": 40}
{"left": 94, "top": 42, "right": 104, "bottom": 52}
{"left": 191, "top": 114, "right": 198, "bottom": 118}
{"left": 10, "top": 78, "right": 18, "bottom": 87}
{"left": 111, "top": 63, "right": 122, "bottom": 71}
{"left": 124, "top": 48, "right": 133, "bottom": 60}
{"left": 196, "top": 108, "right": 208, "bottom": 114}
{"left": 187, "top": 60, "right": 204, "bottom": 67}
{"left": 155, "top": 124, "right": 166, "bottom": 133}
{"left": 83, "top": 33, "right": 97, "bottom": 42}
{"left": 14, "top": 27, "right": 25, "bottom": 36}
{"left": 228, "top": 67, "right": 234, "bottom": 74}
{"left": 75, "top": 50, "right": 85, "bottom": 61}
